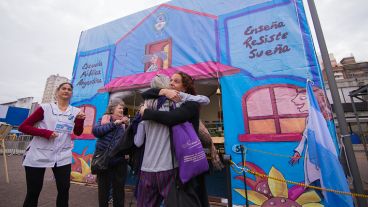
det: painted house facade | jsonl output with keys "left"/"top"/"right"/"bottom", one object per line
{"left": 70, "top": 0, "right": 340, "bottom": 205}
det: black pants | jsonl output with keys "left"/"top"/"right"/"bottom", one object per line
{"left": 195, "top": 173, "right": 210, "bottom": 207}
{"left": 23, "top": 164, "right": 71, "bottom": 207}
{"left": 97, "top": 162, "right": 128, "bottom": 207}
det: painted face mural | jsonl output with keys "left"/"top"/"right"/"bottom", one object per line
{"left": 154, "top": 12, "right": 167, "bottom": 32}
{"left": 291, "top": 90, "right": 308, "bottom": 113}
{"left": 291, "top": 87, "right": 333, "bottom": 121}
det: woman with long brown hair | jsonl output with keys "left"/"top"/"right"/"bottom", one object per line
{"left": 140, "top": 71, "right": 210, "bottom": 207}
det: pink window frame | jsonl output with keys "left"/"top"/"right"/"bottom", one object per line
{"left": 239, "top": 84, "right": 308, "bottom": 142}
{"left": 71, "top": 104, "right": 96, "bottom": 140}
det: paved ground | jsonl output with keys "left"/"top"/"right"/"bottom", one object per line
{"left": 0, "top": 155, "right": 136, "bottom": 207}
{"left": 0, "top": 155, "right": 227, "bottom": 207}
{"left": 3, "top": 153, "right": 366, "bottom": 207}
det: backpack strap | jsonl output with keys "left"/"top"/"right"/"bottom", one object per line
{"left": 168, "top": 101, "right": 180, "bottom": 185}
{"left": 156, "top": 96, "right": 167, "bottom": 110}
{"left": 169, "top": 123, "right": 178, "bottom": 182}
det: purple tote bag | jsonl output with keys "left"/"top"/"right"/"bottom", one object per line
{"left": 172, "top": 121, "right": 209, "bottom": 183}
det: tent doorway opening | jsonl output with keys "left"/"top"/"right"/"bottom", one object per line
{"left": 109, "top": 78, "right": 224, "bottom": 143}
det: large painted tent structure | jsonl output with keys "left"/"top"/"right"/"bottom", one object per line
{"left": 70, "top": 0, "right": 340, "bottom": 205}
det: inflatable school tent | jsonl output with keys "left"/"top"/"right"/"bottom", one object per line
{"left": 71, "top": 0, "right": 343, "bottom": 205}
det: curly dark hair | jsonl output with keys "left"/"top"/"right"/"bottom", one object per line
{"left": 175, "top": 71, "right": 196, "bottom": 95}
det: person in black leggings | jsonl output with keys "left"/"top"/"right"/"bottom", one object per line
{"left": 19, "top": 82, "right": 85, "bottom": 207}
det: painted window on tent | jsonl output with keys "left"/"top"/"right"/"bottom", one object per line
{"left": 239, "top": 84, "right": 308, "bottom": 142}
{"left": 72, "top": 104, "right": 96, "bottom": 139}
{"left": 144, "top": 38, "right": 172, "bottom": 72}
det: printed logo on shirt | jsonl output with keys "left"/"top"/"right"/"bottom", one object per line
{"left": 55, "top": 121, "right": 74, "bottom": 134}
{"left": 68, "top": 114, "right": 75, "bottom": 120}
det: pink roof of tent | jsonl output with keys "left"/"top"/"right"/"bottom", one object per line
{"left": 99, "top": 62, "right": 240, "bottom": 93}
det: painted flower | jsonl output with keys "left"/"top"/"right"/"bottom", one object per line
{"left": 71, "top": 147, "right": 93, "bottom": 173}
{"left": 235, "top": 162, "right": 273, "bottom": 198}
{"left": 71, "top": 158, "right": 95, "bottom": 183}
{"left": 235, "top": 164, "right": 323, "bottom": 207}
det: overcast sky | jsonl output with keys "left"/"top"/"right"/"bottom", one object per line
{"left": 0, "top": 0, "right": 367, "bottom": 103}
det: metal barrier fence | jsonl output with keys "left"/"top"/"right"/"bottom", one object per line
{"left": 0, "top": 135, "right": 32, "bottom": 155}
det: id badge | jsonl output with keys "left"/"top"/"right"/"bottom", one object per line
{"left": 54, "top": 121, "right": 74, "bottom": 134}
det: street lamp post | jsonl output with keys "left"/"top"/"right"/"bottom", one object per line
{"left": 306, "top": 0, "right": 367, "bottom": 206}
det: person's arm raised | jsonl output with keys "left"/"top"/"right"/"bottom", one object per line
{"left": 141, "top": 101, "right": 199, "bottom": 127}
{"left": 92, "top": 118, "right": 116, "bottom": 138}
{"left": 142, "top": 88, "right": 181, "bottom": 102}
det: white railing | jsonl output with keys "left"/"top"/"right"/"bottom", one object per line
{"left": 0, "top": 135, "right": 32, "bottom": 155}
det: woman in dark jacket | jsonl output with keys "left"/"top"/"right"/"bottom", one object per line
{"left": 140, "top": 72, "right": 210, "bottom": 207}
{"left": 92, "top": 100, "right": 129, "bottom": 207}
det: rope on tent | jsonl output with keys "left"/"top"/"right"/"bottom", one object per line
{"left": 240, "top": 146, "right": 304, "bottom": 159}
{"left": 229, "top": 160, "right": 368, "bottom": 198}
{"left": 339, "top": 138, "right": 354, "bottom": 181}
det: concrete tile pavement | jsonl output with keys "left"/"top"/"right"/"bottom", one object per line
{"left": 0, "top": 155, "right": 226, "bottom": 207}
{"left": 0, "top": 155, "right": 136, "bottom": 207}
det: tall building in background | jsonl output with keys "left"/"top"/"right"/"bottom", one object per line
{"left": 318, "top": 54, "right": 368, "bottom": 140}
{"left": 318, "top": 53, "right": 345, "bottom": 80}
{"left": 41, "top": 74, "right": 69, "bottom": 103}
{"left": 319, "top": 54, "right": 368, "bottom": 81}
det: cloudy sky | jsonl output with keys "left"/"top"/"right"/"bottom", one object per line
{"left": 0, "top": 0, "right": 367, "bottom": 103}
